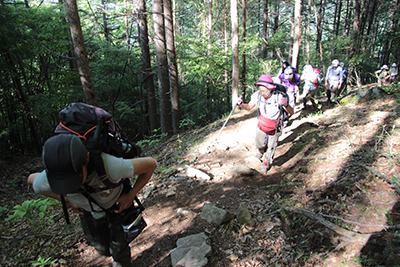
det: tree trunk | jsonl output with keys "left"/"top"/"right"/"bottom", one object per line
{"left": 261, "top": 0, "right": 269, "bottom": 59}
{"left": 380, "top": 0, "right": 399, "bottom": 65}
{"left": 348, "top": 0, "right": 361, "bottom": 86}
{"left": 315, "top": 0, "right": 322, "bottom": 53}
{"left": 3, "top": 51, "right": 40, "bottom": 153}
{"left": 241, "top": 0, "right": 246, "bottom": 100}
{"left": 137, "top": 0, "right": 159, "bottom": 131}
{"left": 291, "top": 0, "right": 301, "bottom": 70}
{"left": 224, "top": 0, "right": 230, "bottom": 112}
{"left": 344, "top": 0, "right": 352, "bottom": 36}
{"left": 152, "top": 0, "right": 173, "bottom": 135}
{"left": 314, "top": 0, "right": 325, "bottom": 73}
{"left": 231, "top": 0, "right": 240, "bottom": 108}
{"left": 272, "top": 2, "right": 279, "bottom": 57}
{"left": 164, "top": 0, "right": 180, "bottom": 134}
{"left": 306, "top": 0, "right": 311, "bottom": 63}
{"left": 365, "top": 0, "right": 377, "bottom": 36}
{"left": 362, "top": 0, "right": 377, "bottom": 52}
{"left": 64, "top": 0, "right": 98, "bottom": 106}
{"left": 206, "top": 0, "right": 212, "bottom": 122}
{"left": 335, "top": 0, "right": 342, "bottom": 36}
{"left": 125, "top": 0, "right": 130, "bottom": 46}
{"left": 101, "top": 0, "right": 110, "bottom": 41}
{"left": 333, "top": 0, "right": 337, "bottom": 37}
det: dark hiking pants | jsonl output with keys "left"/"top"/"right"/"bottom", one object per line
{"left": 326, "top": 83, "right": 340, "bottom": 104}
{"left": 80, "top": 212, "right": 131, "bottom": 267}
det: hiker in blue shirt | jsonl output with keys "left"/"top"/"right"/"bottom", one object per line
{"left": 324, "top": 59, "right": 343, "bottom": 105}
{"left": 27, "top": 134, "right": 157, "bottom": 267}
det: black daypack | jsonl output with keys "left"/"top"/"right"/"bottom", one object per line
{"left": 275, "top": 84, "right": 290, "bottom": 121}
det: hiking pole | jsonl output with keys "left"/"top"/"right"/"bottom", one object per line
{"left": 215, "top": 97, "right": 241, "bottom": 142}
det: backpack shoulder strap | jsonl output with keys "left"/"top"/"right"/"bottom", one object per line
{"left": 89, "top": 153, "right": 120, "bottom": 190}
{"left": 60, "top": 195, "right": 71, "bottom": 224}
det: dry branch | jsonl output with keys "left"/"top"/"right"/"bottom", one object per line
{"left": 282, "top": 207, "right": 370, "bottom": 246}
{"left": 354, "top": 163, "right": 400, "bottom": 195}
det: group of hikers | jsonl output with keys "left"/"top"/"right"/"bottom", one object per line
{"left": 237, "top": 58, "right": 397, "bottom": 177}
{"left": 375, "top": 63, "right": 398, "bottom": 86}
{"left": 25, "top": 58, "right": 398, "bottom": 267}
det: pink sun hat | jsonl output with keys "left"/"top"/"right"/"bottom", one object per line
{"left": 255, "top": 74, "right": 276, "bottom": 90}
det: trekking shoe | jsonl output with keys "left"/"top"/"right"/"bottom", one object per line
{"left": 261, "top": 161, "right": 271, "bottom": 172}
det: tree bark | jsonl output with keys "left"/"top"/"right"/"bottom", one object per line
{"left": 271, "top": 2, "right": 279, "bottom": 58}
{"left": 153, "top": 0, "right": 173, "bottom": 135}
{"left": 380, "top": 0, "right": 399, "bottom": 66}
{"left": 335, "top": 0, "right": 342, "bottom": 36}
{"left": 343, "top": 0, "right": 352, "bottom": 36}
{"left": 291, "top": 0, "right": 301, "bottom": 70}
{"left": 64, "top": 0, "right": 98, "bottom": 106}
{"left": 206, "top": 0, "right": 212, "bottom": 122}
{"left": 261, "top": 0, "right": 269, "bottom": 59}
{"left": 231, "top": 0, "right": 240, "bottom": 108}
{"left": 306, "top": 0, "right": 311, "bottom": 63}
{"left": 3, "top": 51, "right": 40, "bottom": 153}
{"left": 137, "top": 0, "right": 159, "bottom": 131}
{"left": 348, "top": 0, "right": 361, "bottom": 86}
{"left": 314, "top": 0, "right": 325, "bottom": 73}
{"left": 240, "top": 0, "right": 246, "bottom": 100}
{"left": 164, "top": 0, "right": 180, "bottom": 134}
{"left": 224, "top": 0, "right": 230, "bottom": 112}
{"left": 101, "top": 0, "right": 110, "bottom": 41}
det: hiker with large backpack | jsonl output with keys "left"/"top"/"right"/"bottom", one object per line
{"left": 236, "top": 75, "right": 294, "bottom": 172}
{"left": 27, "top": 103, "right": 157, "bottom": 267}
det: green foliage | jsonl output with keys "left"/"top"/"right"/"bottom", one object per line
{"left": 382, "top": 208, "right": 393, "bottom": 225}
{"left": 6, "top": 179, "right": 18, "bottom": 188}
{"left": 0, "top": 205, "right": 9, "bottom": 218}
{"left": 381, "top": 82, "right": 400, "bottom": 97}
{"left": 136, "top": 129, "right": 168, "bottom": 148}
{"left": 30, "top": 256, "right": 58, "bottom": 267}
{"left": 6, "top": 198, "right": 58, "bottom": 234}
{"left": 179, "top": 118, "right": 196, "bottom": 130}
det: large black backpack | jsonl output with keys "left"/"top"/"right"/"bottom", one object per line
{"left": 54, "top": 102, "right": 141, "bottom": 159}
{"left": 54, "top": 102, "right": 142, "bottom": 190}
{"left": 53, "top": 103, "right": 144, "bottom": 226}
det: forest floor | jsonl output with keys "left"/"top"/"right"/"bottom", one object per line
{"left": 1, "top": 84, "right": 400, "bottom": 267}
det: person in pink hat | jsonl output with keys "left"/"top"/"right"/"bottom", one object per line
{"left": 236, "top": 74, "right": 294, "bottom": 172}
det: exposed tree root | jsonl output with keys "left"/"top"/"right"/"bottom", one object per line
{"left": 282, "top": 207, "right": 371, "bottom": 249}
{"left": 355, "top": 163, "right": 400, "bottom": 195}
